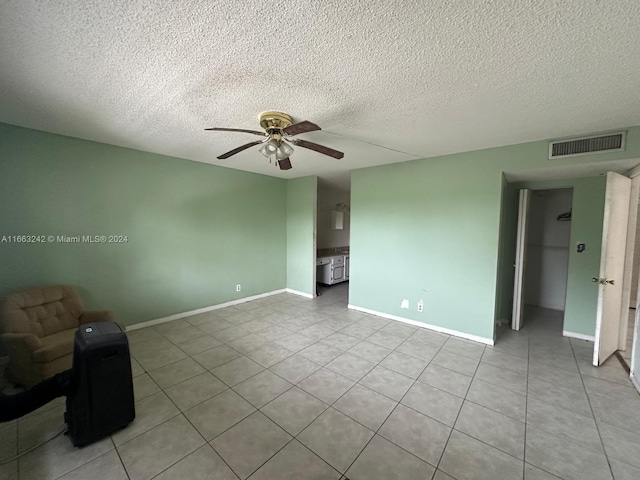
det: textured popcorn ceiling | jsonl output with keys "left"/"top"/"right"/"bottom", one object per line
{"left": 1, "top": 1, "right": 639, "bottom": 188}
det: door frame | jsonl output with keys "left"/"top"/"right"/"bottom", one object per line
{"left": 622, "top": 164, "right": 640, "bottom": 390}
{"left": 511, "top": 189, "right": 530, "bottom": 331}
{"left": 620, "top": 170, "right": 640, "bottom": 348}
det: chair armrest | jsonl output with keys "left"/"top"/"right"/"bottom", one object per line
{"left": 79, "top": 310, "right": 114, "bottom": 325}
{"left": 1, "top": 332, "right": 42, "bottom": 355}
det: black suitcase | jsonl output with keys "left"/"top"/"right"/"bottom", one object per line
{"left": 65, "top": 321, "right": 135, "bottom": 447}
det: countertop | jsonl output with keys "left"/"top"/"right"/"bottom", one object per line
{"left": 317, "top": 247, "right": 350, "bottom": 258}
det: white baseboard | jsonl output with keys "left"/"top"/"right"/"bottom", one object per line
{"left": 347, "top": 304, "right": 494, "bottom": 346}
{"left": 285, "top": 288, "right": 314, "bottom": 299}
{"left": 562, "top": 330, "right": 596, "bottom": 342}
{"left": 126, "top": 289, "right": 286, "bottom": 332}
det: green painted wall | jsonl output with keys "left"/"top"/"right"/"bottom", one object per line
{"left": 3, "top": 120, "right": 639, "bottom": 352}
{"left": 351, "top": 125, "right": 640, "bottom": 342}
{"left": 286, "top": 176, "right": 317, "bottom": 296}
{"left": 350, "top": 156, "right": 503, "bottom": 340}
{"left": 508, "top": 177, "right": 607, "bottom": 337}
{"left": 563, "top": 178, "right": 607, "bottom": 336}
{"left": 0, "top": 124, "right": 287, "bottom": 335}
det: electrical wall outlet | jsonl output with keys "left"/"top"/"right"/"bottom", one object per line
{"left": 401, "top": 299, "right": 409, "bottom": 309}
{"left": 417, "top": 300, "right": 424, "bottom": 312}
{"left": 236, "top": 284, "right": 241, "bottom": 292}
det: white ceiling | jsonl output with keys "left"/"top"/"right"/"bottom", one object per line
{"left": 1, "top": 1, "right": 639, "bottom": 190}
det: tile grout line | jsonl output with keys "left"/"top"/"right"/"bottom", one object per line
{"left": 7, "top": 293, "right": 292, "bottom": 479}
{"left": 334, "top": 331, "right": 448, "bottom": 477}
{"left": 211, "top": 427, "right": 293, "bottom": 480}
{"left": 145, "top": 300, "right": 630, "bottom": 479}
{"left": 440, "top": 348, "right": 536, "bottom": 465}
{"left": 48, "top": 439, "right": 130, "bottom": 480}
{"left": 380, "top": 337, "right": 464, "bottom": 466}
{"left": 113, "top": 413, "right": 189, "bottom": 477}
{"left": 17, "top": 290, "right": 587, "bottom": 480}
{"left": 194, "top": 349, "right": 337, "bottom": 478}
{"left": 431, "top": 341, "right": 487, "bottom": 478}
{"left": 523, "top": 322, "right": 588, "bottom": 477}
{"left": 174, "top": 303, "right": 385, "bottom": 476}
{"left": 122, "top": 333, "right": 259, "bottom": 475}
{"left": 502, "top": 329, "right": 631, "bottom": 479}
{"left": 109, "top": 437, "right": 131, "bottom": 480}
{"left": 114, "top": 390, "right": 197, "bottom": 469}
{"left": 139, "top": 300, "right": 484, "bottom": 476}
{"left": 246, "top": 295, "right": 379, "bottom": 476}
{"left": 167, "top": 384, "right": 245, "bottom": 480}
{"left": 569, "top": 337, "right": 616, "bottom": 480}
{"left": 189, "top": 314, "right": 506, "bottom": 478}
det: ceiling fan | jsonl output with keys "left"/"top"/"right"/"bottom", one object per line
{"left": 205, "top": 111, "right": 344, "bottom": 170}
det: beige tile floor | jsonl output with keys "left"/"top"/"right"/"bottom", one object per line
{"left": 2, "top": 286, "right": 640, "bottom": 479}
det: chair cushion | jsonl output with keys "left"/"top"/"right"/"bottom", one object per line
{"left": 32, "top": 328, "right": 77, "bottom": 363}
{"left": 3, "top": 285, "right": 84, "bottom": 337}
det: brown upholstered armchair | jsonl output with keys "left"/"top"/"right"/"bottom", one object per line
{"left": 1, "top": 285, "right": 113, "bottom": 387}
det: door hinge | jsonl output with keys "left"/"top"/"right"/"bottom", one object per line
{"left": 592, "top": 277, "right": 615, "bottom": 285}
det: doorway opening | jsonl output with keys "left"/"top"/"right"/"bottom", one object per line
{"left": 514, "top": 188, "right": 574, "bottom": 336}
{"left": 315, "top": 178, "right": 351, "bottom": 303}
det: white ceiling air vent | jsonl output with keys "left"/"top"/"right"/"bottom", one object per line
{"left": 548, "top": 131, "right": 626, "bottom": 160}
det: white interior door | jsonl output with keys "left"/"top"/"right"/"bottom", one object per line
{"left": 512, "top": 189, "right": 531, "bottom": 331}
{"left": 632, "top": 306, "right": 640, "bottom": 392}
{"left": 593, "top": 172, "right": 631, "bottom": 366}
{"left": 619, "top": 176, "right": 640, "bottom": 349}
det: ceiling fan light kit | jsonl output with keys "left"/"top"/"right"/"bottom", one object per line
{"left": 258, "top": 138, "right": 279, "bottom": 157}
{"left": 275, "top": 141, "right": 294, "bottom": 161}
{"left": 205, "top": 111, "right": 344, "bottom": 171}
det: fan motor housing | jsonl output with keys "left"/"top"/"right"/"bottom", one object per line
{"left": 259, "top": 111, "right": 292, "bottom": 131}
